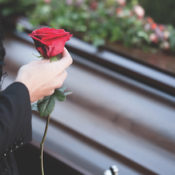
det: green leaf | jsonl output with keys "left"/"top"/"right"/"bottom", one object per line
{"left": 137, "top": 31, "right": 149, "bottom": 43}
{"left": 64, "top": 91, "right": 72, "bottom": 96}
{"left": 54, "top": 88, "right": 72, "bottom": 102}
{"left": 169, "top": 29, "right": 175, "bottom": 51}
{"left": 37, "top": 95, "right": 55, "bottom": 117}
{"left": 58, "top": 86, "right": 67, "bottom": 92}
{"left": 93, "top": 37, "right": 105, "bottom": 47}
{"left": 54, "top": 89, "right": 66, "bottom": 101}
{"left": 110, "top": 26, "right": 122, "bottom": 42}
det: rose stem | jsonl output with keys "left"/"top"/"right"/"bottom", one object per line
{"left": 40, "top": 115, "right": 51, "bottom": 175}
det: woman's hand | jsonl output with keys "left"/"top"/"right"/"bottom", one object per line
{"left": 15, "top": 48, "right": 73, "bottom": 102}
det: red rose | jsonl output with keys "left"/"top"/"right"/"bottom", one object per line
{"left": 29, "top": 27, "right": 72, "bottom": 58}
{"left": 151, "top": 23, "right": 157, "bottom": 30}
{"left": 90, "top": 2, "right": 98, "bottom": 10}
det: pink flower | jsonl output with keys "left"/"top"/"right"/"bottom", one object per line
{"left": 147, "top": 17, "right": 154, "bottom": 24}
{"left": 116, "top": 0, "right": 126, "bottom": 6}
{"left": 44, "top": 0, "right": 51, "bottom": 3}
{"left": 90, "top": 2, "right": 98, "bottom": 10}
{"left": 151, "top": 23, "right": 157, "bottom": 30}
{"left": 158, "top": 25, "right": 165, "bottom": 31}
{"left": 134, "top": 5, "right": 145, "bottom": 19}
{"left": 116, "top": 8, "right": 122, "bottom": 15}
{"left": 66, "top": 0, "right": 73, "bottom": 5}
{"left": 116, "top": 8, "right": 125, "bottom": 17}
{"left": 146, "top": 17, "right": 158, "bottom": 30}
{"left": 150, "top": 33, "right": 158, "bottom": 43}
{"left": 75, "top": 0, "right": 84, "bottom": 6}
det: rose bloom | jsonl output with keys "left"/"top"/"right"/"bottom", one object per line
{"left": 146, "top": 17, "right": 158, "bottom": 30}
{"left": 116, "top": 8, "right": 123, "bottom": 16}
{"left": 158, "top": 25, "right": 165, "bottom": 32}
{"left": 151, "top": 23, "right": 158, "bottom": 30}
{"left": 147, "top": 17, "right": 154, "bottom": 24}
{"left": 150, "top": 33, "right": 158, "bottom": 43}
{"left": 29, "top": 27, "right": 72, "bottom": 58}
{"left": 90, "top": 1, "right": 98, "bottom": 10}
{"left": 116, "top": 0, "right": 126, "bottom": 6}
{"left": 134, "top": 5, "right": 145, "bottom": 19}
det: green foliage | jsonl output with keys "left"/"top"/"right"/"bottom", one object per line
{"left": 37, "top": 95, "right": 55, "bottom": 117}
{"left": 27, "top": 0, "right": 133, "bottom": 47}
{"left": 1, "top": 0, "right": 175, "bottom": 54}
{"left": 36, "top": 87, "right": 71, "bottom": 117}
{"left": 169, "top": 27, "right": 175, "bottom": 52}
{"left": 0, "top": 0, "right": 37, "bottom": 17}
{"left": 55, "top": 88, "right": 72, "bottom": 102}
{"left": 26, "top": 0, "right": 169, "bottom": 50}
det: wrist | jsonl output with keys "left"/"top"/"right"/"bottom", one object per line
{"left": 15, "top": 79, "right": 33, "bottom": 102}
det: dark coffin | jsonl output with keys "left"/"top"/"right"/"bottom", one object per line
{"left": 15, "top": 142, "right": 84, "bottom": 175}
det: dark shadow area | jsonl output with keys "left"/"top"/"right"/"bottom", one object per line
{"left": 15, "top": 143, "right": 84, "bottom": 175}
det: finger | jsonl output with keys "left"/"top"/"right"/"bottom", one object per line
{"left": 59, "top": 70, "right": 68, "bottom": 81}
{"left": 53, "top": 48, "right": 73, "bottom": 72}
{"left": 59, "top": 48, "right": 73, "bottom": 67}
{"left": 62, "top": 47, "right": 71, "bottom": 58}
{"left": 46, "top": 89, "right": 55, "bottom": 96}
{"left": 43, "top": 48, "right": 72, "bottom": 75}
{"left": 29, "top": 59, "right": 49, "bottom": 67}
{"left": 54, "top": 71, "right": 68, "bottom": 89}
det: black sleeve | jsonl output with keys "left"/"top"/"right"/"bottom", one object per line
{"left": 0, "top": 82, "right": 32, "bottom": 157}
{"left": 0, "top": 24, "right": 5, "bottom": 82}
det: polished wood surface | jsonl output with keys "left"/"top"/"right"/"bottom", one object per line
{"left": 3, "top": 35, "right": 175, "bottom": 175}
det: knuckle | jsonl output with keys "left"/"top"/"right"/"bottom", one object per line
{"left": 64, "top": 71, "right": 68, "bottom": 77}
{"left": 59, "top": 81, "right": 63, "bottom": 87}
{"left": 56, "top": 81, "right": 63, "bottom": 88}
{"left": 66, "top": 55, "right": 73, "bottom": 65}
{"left": 69, "top": 56, "right": 73, "bottom": 64}
{"left": 48, "top": 90, "right": 54, "bottom": 96}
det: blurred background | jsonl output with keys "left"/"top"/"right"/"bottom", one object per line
{"left": 0, "top": 0, "right": 175, "bottom": 175}
{"left": 1, "top": 0, "right": 175, "bottom": 74}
